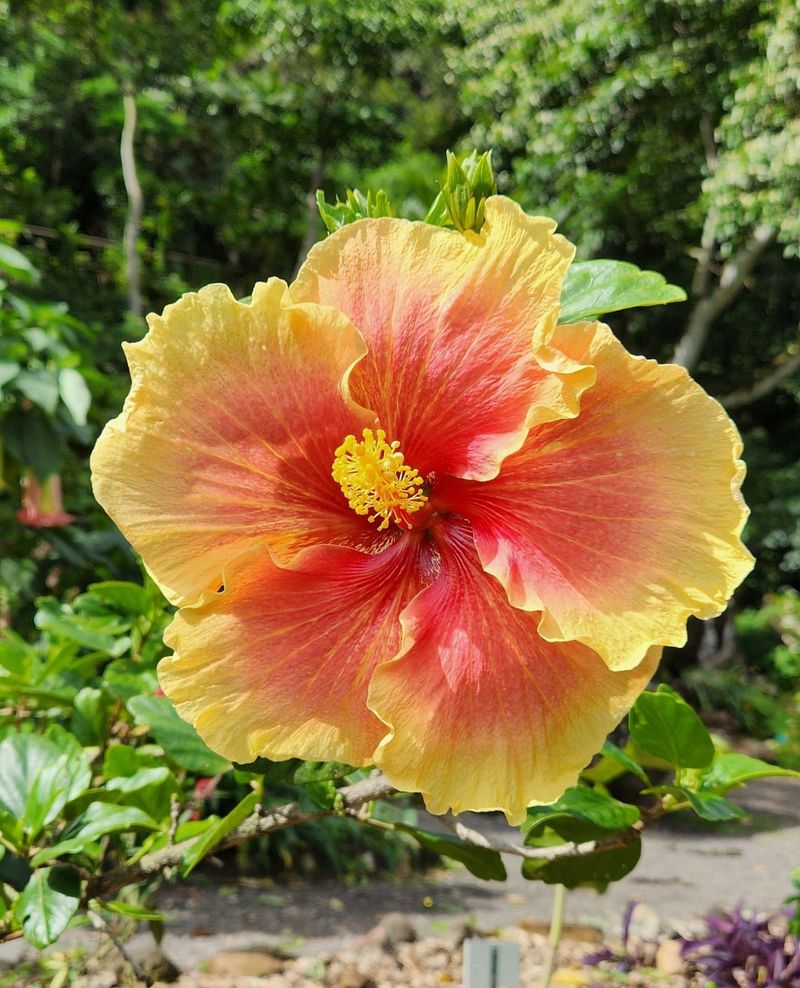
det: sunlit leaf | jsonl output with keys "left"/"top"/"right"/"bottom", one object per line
{"left": 559, "top": 260, "right": 686, "bottom": 323}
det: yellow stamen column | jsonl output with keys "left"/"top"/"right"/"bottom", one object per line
{"left": 332, "top": 428, "right": 427, "bottom": 531}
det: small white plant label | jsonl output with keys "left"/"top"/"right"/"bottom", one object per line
{"left": 463, "top": 938, "right": 520, "bottom": 988}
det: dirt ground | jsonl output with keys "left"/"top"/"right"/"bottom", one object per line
{"left": 3, "top": 777, "right": 799, "bottom": 986}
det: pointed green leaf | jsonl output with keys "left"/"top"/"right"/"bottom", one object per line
{"left": 601, "top": 741, "right": 649, "bottom": 784}
{"left": 559, "top": 260, "right": 686, "bottom": 323}
{"left": 680, "top": 788, "right": 745, "bottom": 822}
{"left": 395, "top": 824, "right": 506, "bottom": 881}
{"left": 699, "top": 753, "right": 800, "bottom": 794}
{"left": 181, "top": 790, "right": 260, "bottom": 876}
{"left": 0, "top": 360, "right": 21, "bottom": 392}
{"left": 127, "top": 695, "right": 231, "bottom": 775}
{"left": 0, "top": 243, "right": 39, "bottom": 285}
{"left": 14, "top": 369, "right": 60, "bottom": 415}
{"left": 58, "top": 368, "right": 91, "bottom": 426}
{"left": 522, "top": 837, "right": 640, "bottom": 890}
{"left": 524, "top": 786, "right": 639, "bottom": 838}
{"left": 31, "top": 804, "right": 160, "bottom": 865}
{"left": 16, "top": 867, "right": 80, "bottom": 948}
{"left": 96, "top": 900, "right": 163, "bottom": 922}
{"left": 629, "top": 686, "right": 714, "bottom": 769}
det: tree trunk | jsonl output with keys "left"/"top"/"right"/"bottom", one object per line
{"left": 120, "top": 88, "right": 144, "bottom": 317}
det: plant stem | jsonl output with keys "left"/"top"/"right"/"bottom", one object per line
{"left": 541, "top": 883, "right": 567, "bottom": 988}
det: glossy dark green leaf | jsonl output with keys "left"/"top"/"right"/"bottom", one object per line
{"left": 522, "top": 837, "right": 641, "bottom": 890}
{"left": 395, "top": 824, "right": 506, "bottom": 881}
{"left": 0, "top": 847, "right": 32, "bottom": 890}
{"left": 524, "top": 786, "right": 639, "bottom": 838}
{"left": 31, "top": 803, "right": 160, "bottom": 865}
{"left": 16, "top": 866, "right": 80, "bottom": 948}
{"left": 628, "top": 686, "right": 714, "bottom": 769}
{"left": 680, "top": 788, "right": 745, "bottom": 822}
{"left": 559, "top": 260, "right": 686, "bottom": 323}
{"left": 1, "top": 408, "right": 62, "bottom": 478}
{"left": 127, "top": 695, "right": 231, "bottom": 775}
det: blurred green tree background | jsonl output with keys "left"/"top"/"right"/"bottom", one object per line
{"left": 1, "top": 0, "right": 799, "bottom": 752}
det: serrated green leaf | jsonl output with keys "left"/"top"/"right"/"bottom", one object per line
{"left": 522, "top": 837, "right": 641, "bottom": 890}
{"left": 16, "top": 867, "right": 80, "bottom": 948}
{"left": 395, "top": 824, "right": 506, "bottom": 881}
{"left": 559, "top": 260, "right": 686, "bottom": 323}
{"left": 127, "top": 695, "right": 231, "bottom": 775}
{"left": 181, "top": 790, "right": 259, "bottom": 876}
{"left": 629, "top": 687, "right": 714, "bottom": 769}
{"left": 58, "top": 368, "right": 91, "bottom": 426}
{"left": 699, "top": 753, "right": 800, "bottom": 794}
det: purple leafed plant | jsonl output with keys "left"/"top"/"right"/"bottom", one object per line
{"left": 681, "top": 905, "right": 800, "bottom": 987}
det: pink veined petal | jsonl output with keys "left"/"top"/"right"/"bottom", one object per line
{"left": 91, "top": 280, "right": 378, "bottom": 605}
{"left": 435, "top": 321, "right": 753, "bottom": 671}
{"left": 370, "top": 520, "right": 660, "bottom": 824}
{"left": 159, "top": 532, "right": 434, "bottom": 767}
{"left": 289, "top": 197, "right": 586, "bottom": 482}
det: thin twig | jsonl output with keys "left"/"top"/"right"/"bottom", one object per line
{"left": 721, "top": 326, "right": 800, "bottom": 408}
{"left": 86, "top": 771, "right": 397, "bottom": 900}
{"left": 88, "top": 910, "right": 152, "bottom": 987}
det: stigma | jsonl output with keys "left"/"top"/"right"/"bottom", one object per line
{"left": 332, "top": 428, "right": 428, "bottom": 531}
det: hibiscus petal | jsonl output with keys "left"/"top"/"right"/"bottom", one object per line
{"left": 288, "top": 197, "right": 583, "bottom": 480}
{"left": 91, "top": 280, "right": 376, "bottom": 604}
{"left": 159, "top": 534, "right": 431, "bottom": 766}
{"left": 436, "top": 322, "right": 753, "bottom": 671}
{"left": 369, "top": 521, "right": 659, "bottom": 824}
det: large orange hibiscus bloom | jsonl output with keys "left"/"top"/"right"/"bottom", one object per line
{"left": 91, "top": 198, "right": 752, "bottom": 823}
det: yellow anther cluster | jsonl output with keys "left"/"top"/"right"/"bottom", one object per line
{"left": 332, "top": 428, "right": 427, "bottom": 531}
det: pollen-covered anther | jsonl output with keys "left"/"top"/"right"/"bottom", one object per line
{"left": 332, "top": 428, "right": 428, "bottom": 531}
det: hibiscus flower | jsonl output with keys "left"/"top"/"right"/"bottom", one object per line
{"left": 91, "top": 197, "right": 751, "bottom": 823}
